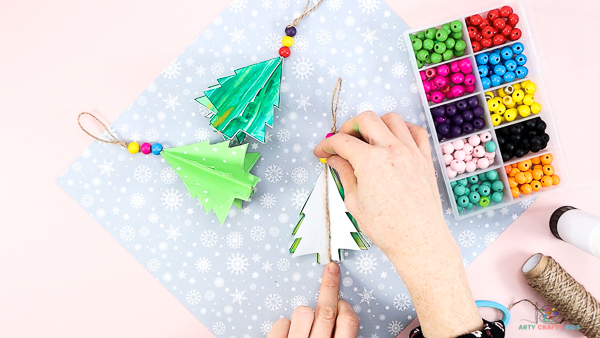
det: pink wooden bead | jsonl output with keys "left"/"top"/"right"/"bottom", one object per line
{"left": 465, "top": 154, "right": 473, "bottom": 162}
{"left": 420, "top": 71, "right": 427, "bottom": 81}
{"left": 140, "top": 142, "right": 152, "bottom": 155}
{"left": 426, "top": 93, "right": 431, "bottom": 101}
{"left": 464, "top": 74, "right": 476, "bottom": 85}
{"left": 443, "top": 154, "right": 454, "bottom": 165}
{"left": 480, "top": 131, "right": 492, "bottom": 142}
{"left": 450, "top": 160, "right": 466, "bottom": 173}
{"left": 326, "top": 133, "right": 334, "bottom": 138}
{"left": 468, "top": 135, "right": 481, "bottom": 146}
{"left": 463, "top": 143, "right": 474, "bottom": 155}
{"left": 474, "top": 145, "right": 486, "bottom": 158}
{"left": 423, "top": 81, "right": 432, "bottom": 93}
{"left": 446, "top": 166, "right": 457, "bottom": 179}
{"left": 450, "top": 61, "right": 460, "bottom": 73}
{"left": 489, "top": 158, "right": 495, "bottom": 165}
{"left": 442, "top": 143, "right": 455, "bottom": 154}
{"left": 437, "top": 64, "right": 450, "bottom": 76}
{"left": 465, "top": 161, "right": 477, "bottom": 173}
{"left": 451, "top": 73, "right": 465, "bottom": 84}
{"left": 452, "top": 139, "right": 465, "bottom": 150}
{"left": 451, "top": 85, "right": 465, "bottom": 97}
{"left": 465, "top": 85, "right": 476, "bottom": 93}
{"left": 454, "top": 150, "right": 466, "bottom": 161}
{"left": 433, "top": 76, "right": 447, "bottom": 88}
{"left": 485, "top": 151, "right": 496, "bottom": 159}
{"left": 445, "top": 91, "right": 454, "bottom": 99}
{"left": 477, "top": 158, "right": 490, "bottom": 169}
{"left": 459, "top": 58, "right": 472, "bottom": 73}
{"left": 425, "top": 68, "right": 436, "bottom": 78}
{"left": 431, "top": 91, "right": 445, "bottom": 103}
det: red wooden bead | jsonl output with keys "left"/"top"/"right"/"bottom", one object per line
{"left": 500, "top": 6, "right": 513, "bottom": 18}
{"left": 492, "top": 34, "right": 506, "bottom": 46}
{"left": 509, "top": 28, "right": 522, "bottom": 41}
{"left": 493, "top": 18, "right": 506, "bottom": 30}
{"left": 468, "top": 26, "right": 478, "bottom": 38}
{"left": 482, "top": 26, "right": 495, "bottom": 39}
{"left": 279, "top": 46, "right": 291, "bottom": 58}
{"left": 474, "top": 33, "right": 483, "bottom": 41}
{"left": 470, "top": 14, "right": 483, "bottom": 26}
{"left": 479, "top": 18, "right": 490, "bottom": 28}
{"left": 507, "top": 13, "right": 519, "bottom": 27}
{"left": 481, "top": 38, "right": 493, "bottom": 48}
{"left": 471, "top": 41, "right": 482, "bottom": 52}
{"left": 487, "top": 9, "right": 500, "bottom": 21}
{"left": 501, "top": 25, "right": 513, "bottom": 36}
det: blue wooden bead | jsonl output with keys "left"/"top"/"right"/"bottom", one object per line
{"left": 476, "top": 54, "right": 489, "bottom": 65}
{"left": 494, "top": 64, "right": 507, "bottom": 76}
{"left": 482, "top": 77, "right": 491, "bottom": 89}
{"left": 489, "top": 53, "right": 502, "bottom": 65}
{"left": 501, "top": 47, "right": 514, "bottom": 60}
{"left": 151, "top": 143, "right": 163, "bottom": 155}
{"left": 490, "top": 74, "right": 503, "bottom": 87}
{"left": 505, "top": 59, "right": 517, "bottom": 71}
{"left": 515, "top": 66, "right": 528, "bottom": 78}
{"left": 511, "top": 42, "right": 524, "bottom": 55}
{"left": 503, "top": 71, "right": 516, "bottom": 83}
{"left": 515, "top": 55, "right": 527, "bottom": 66}
{"left": 478, "top": 64, "right": 489, "bottom": 77}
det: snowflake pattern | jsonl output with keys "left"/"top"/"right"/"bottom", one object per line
{"left": 57, "top": 1, "right": 527, "bottom": 337}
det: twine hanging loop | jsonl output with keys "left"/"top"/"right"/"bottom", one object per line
{"left": 288, "top": 0, "right": 324, "bottom": 28}
{"left": 78, "top": 112, "right": 128, "bottom": 148}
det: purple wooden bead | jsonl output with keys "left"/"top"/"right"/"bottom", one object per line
{"left": 435, "top": 116, "right": 447, "bottom": 123}
{"left": 437, "top": 133, "right": 445, "bottom": 141}
{"left": 473, "top": 117, "right": 486, "bottom": 129}
{"left": 462, "top": 109, "right": 474, "bottom": 122}
{"left": 456, "top": 99, "right": 468, "bottom": 111}
{"left": 431, "top": 106, "right": 445, "bottom": 117}
{"left": 462, "top": 122, "right": 474, "bottom": 134}
{"left": 285, "top": 26, "right": 297, "bottom": 37}
{"left": 445, "top": 104, "right": 457, "bottom": 117}
{"left": 437, "top": 123, "right": 451, "bottom": 135}
{"left": 452, "top": 114, "right": 464, "bottom": 125}
{"left": 473, "top": 106, "right": 485, "bottom": 117}
{"left": 467, "top": 96, "right": 479, "bottom": 108}
{"left": 434, "top": 120, "right": 439, "bottom": 127}
{"left": 450, "top": 125, "right": 463, "bottom": 138}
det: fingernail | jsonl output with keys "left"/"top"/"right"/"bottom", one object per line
{"left": 323, "top": 146, "right": 334, "bottom": 153}
{"left": 328, "top": 262, "right": 339, "bottom": 275}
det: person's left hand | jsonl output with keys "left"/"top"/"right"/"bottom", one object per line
{"left": 266, "top": 262, "right": 359, "bottom": 338}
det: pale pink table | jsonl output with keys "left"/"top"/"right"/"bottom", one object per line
{"left": 1, "top": 0, "right": 599, "bottom": 337}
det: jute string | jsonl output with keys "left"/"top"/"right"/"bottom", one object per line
{"left": 288, "top": 0, "right": 324, "bottom": 28}
{"left": 78, "top": 112, "right": 128, "bottom": 148}
{"left": 323, "top": 78, "right": 342, "bottom": 263}
{"left": 513, "top": 253, "right": 600, "bottom": 337}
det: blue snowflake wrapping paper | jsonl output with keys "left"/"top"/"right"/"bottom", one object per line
{"left": 57, "top": 0, "right": 532, "bottom": 336}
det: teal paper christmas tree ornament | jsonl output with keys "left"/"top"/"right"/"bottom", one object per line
{"left": 196, "top": 57, "right": 283, "bottom": 145}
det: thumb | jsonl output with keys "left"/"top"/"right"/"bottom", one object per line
{"left": 327, "top": 155, "right": 358, "bottom": 208}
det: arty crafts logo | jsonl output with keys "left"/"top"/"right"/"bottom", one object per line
{"left": 518, "top": 303, "right": 581, "bottom": 331}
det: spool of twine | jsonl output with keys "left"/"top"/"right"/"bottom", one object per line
{"left": 521, "top": 253, "right": 600, "bottom": 337}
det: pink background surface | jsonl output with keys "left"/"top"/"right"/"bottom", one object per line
{"left": 1, "top": 0, "right": 599, "bottom": 337}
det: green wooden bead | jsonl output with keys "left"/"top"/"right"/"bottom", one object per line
{"left": 458, "top": 178, "right": 468, "bottom": 186}
{"left": 491, "top": 191, "right": 504, "bottom": 203}
{"left": 416, "top": 50, "right": 429, "bottom": 61}
{"left": 416, "top": 59, "right": 424, "bottom": 68}
{"left": 454, "top": 185, "right": 467, "bottom": 196}
{"left": 450, "top": 20, "right": 463, "bottom": 32}
{"left": 468, "top": 176, "right": 479, "bottom": 184}
{"left": 425, "top": 28, "right": 437, "bottom": 40}
{"left": 492, "top": 181, "right": 504, "bottom": 192}
{"left": 454, "top": 39, "right": 466, "bottom": 52}
{"left": 465, "top": 202, "right": 474, "bottom": 210}
{"left": 424, "top": 54, "right": 431, "bottom": 63}
{"left": 469, "top": 192, "right": 481, "bottom": 204}
{"left": 451, "top": 31, "right": 463, "bottom": 39}
{"left": 485, "top": 141, "right": 497, "bottom": 153}
{"left": 409, "top": 34, "right": 416, "bottom": 42}
{"left": 470, "top": 184, "right": 480, "bottom": 193}
{"left": 457, "top": 195, "right": 470, "bottom": 207}
{"left": 412, "top": 38, "right": 423, "bottom": 51}
{"left": 434, "top": 42, "right": 447, "bottom": 54}
{"left": 435, "top": 29, "right": 448, "bottom": 42}
{"left": 416, "top": 31, "right": 426, "bottom": 40}
{"left": 485, "top": 170, "right": 499, "bottom": 181}
{"left": 442, "top": 50, "right": 454, "bottom": 61}
{"left": 478, "top": 196, "right": 490, "bottom": 207}
{"left": 445, "top": 37, "right": 456, "bottom": 49}
{"left": 453, "top": 49, "right": 465, "bottom": 57}
{"left": 423, "top": 39, "right": 434, "bottom": 51}
{"left": 431, "top": 53, "right": 442, "bottom": 63}
{"left": 479, "top": 185, "right": 491, "bottom": 196}
{"left": 441, "top": 23, "right": 452, "bottom": 33}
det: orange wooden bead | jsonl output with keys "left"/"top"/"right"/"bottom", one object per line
{"left": 505, "top": 165, "right": 512, "bottom": 174}
{"left": 543, "top": 164, "right": 555, "bottom": 176}
{"left": 541, "top": 154, "right": 553, "bottom": 165}
{"left": 512, "top": 163, "right": 518, "bottom": 168}
{"left": 541, "top": 176, "right": 553, "bottom": 187}
{"left": 524, "top": 171, "right": 533, "bottom": 184}
{"left": 551, "top": 174, "right": 560, "bottom": 186}
{"left": 511, "top": 187, "right": 521, "bottom": 198}
{"left": 515, "top": 172, "right": 527, "bottom": 184}
{"left": 520, "top": 183, "right": 532, "bottom": 195}
{"left": 518, "top": 159, "right": 532, "bottom": 171}
{"left": 531, "top": 180, "right": 542, "bottom": 191}
{"left": 532, "top": 168, "right": 544, "bottom": 180}
{"left": 509, "top": 168, "right": 521, "bottom": 177}
{"left": 508, "top": 177, "right": 518, "bottom": 188}
{"left": 531, "top": 156, "right": 541, "bottom": 165}
{"left": 533, "top": 164, "right": 543, "bottom": 171}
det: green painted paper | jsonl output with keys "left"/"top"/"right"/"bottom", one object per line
{"left": 161, "top": 141, "right": 260, "bottom": 224}
{"left": 195, "top": 57, "right": 283, "bottom": 144}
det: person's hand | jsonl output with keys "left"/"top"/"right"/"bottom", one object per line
{"left": 266, "top": 262, "right": 359, "bottom": 338}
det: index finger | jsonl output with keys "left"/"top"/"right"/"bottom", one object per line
{"left": 309, "top": 262, "right": 341, "bottom": 338}
{"left": 313, "top": 133, "right": 371, "bottom": 164}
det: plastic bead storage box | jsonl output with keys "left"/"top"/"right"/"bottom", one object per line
{"left": 403, "top": 2, "right": 568, "bottom": 219}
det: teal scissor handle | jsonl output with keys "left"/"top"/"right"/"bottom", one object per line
{"left": 476, "top": 300, "right": 510, "bottom": 326}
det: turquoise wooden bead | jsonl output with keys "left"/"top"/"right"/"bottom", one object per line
{"left": 454, "top": 185, "right": 467, "bottom": 196}
{"left": 470, "top": 184, "right": 480, "bottom": 193}
{"left": 468, "top": 175, "right": 479, "bottom": 184}
{"left": 478, "top": 196, "right": 490, "bottom": 207}
{"left": 465, "top": 202, "right": 474, "bottom": 210}
{"left": 450, "top": 181, "right": 458, "bottom": 188}
{"left": 492, "top": 180, "right": 504, "bottom": 192}
{"left": 478, "top": 173, "right": 487, "bottom": 182}
{"left": 491, "top": 191, "right": 504, "bottom": 203}
{"left": 151, "top": 143, "right": 163, "bottom": 155}
{"left": 485, "top": 141, "right": 497, "bottom": 153}
{"left": 481, "top": 181, "right": 492, "bottom": 188}
{"left": 479, "top": 185, "right": 491, "bottom": 196}
{"left": 457, "top": 206, "right": 464, "bottom": 213}
{"left": 485, "top": 170, "right": 499, "bottom": 181}
{"left": 469, "top": 192, "right": 481, "bottom": 204}
{"left": 458, "top": 178, "right": 468, "bottom": 186}
{"left": 457, "top": 195, "right": 470, "bottom": 207}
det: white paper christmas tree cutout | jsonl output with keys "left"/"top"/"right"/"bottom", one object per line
{"left": 290, "top": 166, "right": 369, "bottom": 264}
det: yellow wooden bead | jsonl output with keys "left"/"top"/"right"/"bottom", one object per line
{"left": 128, "top": 142, "right": 140, "bottom": 154}
{"left": 498, "top": 88, "right": 507, "bottom": 97}
{"left": 496, "top": 103, "right": 506, "bottom": 115}
{"left": 491, "top": 113, "right": 502, "bottom": 126}
{"left": 513, "top": 83, "right": 522, "bottom": 90}
{"left": 530, "top": 102, "right": 542, "bottom": 114}
{"left": 282, "top": 36, "right": 294, "bottom": 47}
{"left": 517, "top": 105, "right": 531, "bottom": 118}
{"left": 523, "top": 82, "right": 536, "bottom": 94}
{"left": 523, "top": 94, "right": 535, "bottom": 106}
{"left": 512, "top": 89, "right": 524, "bottom": 103}
{"left": 504, "top": 108, "right": 518, "bottom": 121}
{"left": 502, "top": 95, "right": 514, "bottom": 108}
{"left": 319, "top": 158, "right": 327, "bottom": 163}
{"left": 485, "top": 91, "right": 494, "bottom": 100}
